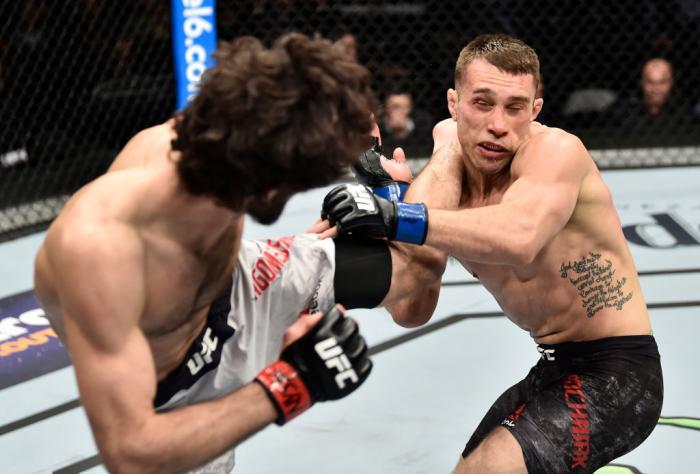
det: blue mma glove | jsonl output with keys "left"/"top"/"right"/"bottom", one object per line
{"left": 321, "top": 183, "right": 428, "bottom": 245}
{"left": 353, "top": 138, "right": 409, "bottom": 202}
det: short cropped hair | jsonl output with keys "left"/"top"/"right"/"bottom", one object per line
{"left": 455, "top": 33, "right": 540, "bottom": 88}
{"left": 172, "top": 33, "right": 376, "bottom": 210}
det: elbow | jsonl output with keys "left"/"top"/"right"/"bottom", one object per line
{"left": 102, "top": 455, "right": 135, "bottom": 474}
{"left": 102, "top": 455, "right": 161, "bottom": 474}
{"left": 508, "top": 233, "right": 540, "bottom": 266}
{"left": 391, "top": 308, "right": 432, "bottom": 328}
{"left": 392, "top": 308, "right": 432, "bottom": 328}
{"left": 383, "top": 244, "right": 444, "bottom": 327}
{"left": 101, "top": 448, "right": 134, "bottom": 474}
{"left": 418, "top": 247, "right": 448, "bottom": 282}
{"left": 387, "top": 283, "right": 440, "bottom": 328}
{"left": 100, "top": 438, "right": 162, "bottom": 474}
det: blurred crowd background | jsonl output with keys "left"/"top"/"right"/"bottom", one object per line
{"left": 2, "top": 0, "right": 700, "bottom": 240}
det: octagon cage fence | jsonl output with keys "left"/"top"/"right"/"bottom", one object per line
{"left": 1, "top": 1, "right": 699, "bottom": 242}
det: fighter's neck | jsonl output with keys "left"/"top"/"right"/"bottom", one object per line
{"left": 462, "top": 123, "right": 542, "bottom": 198}
{"left": 462, "top": 160, "right": 512, "bottom": 200}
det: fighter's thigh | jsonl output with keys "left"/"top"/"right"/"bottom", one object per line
{"left": 453, "top": 426, "right": 526, "bottom": 474}
{"left": 487, "top": 368, "right": 661, "bottom": 473}
{"left": 461, "top": 377, "right": 530, "bottom": 458}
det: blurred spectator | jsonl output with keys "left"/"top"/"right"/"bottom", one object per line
{"left": 333, "top": 32, "right": 358, "bottom": 62}
{"left": 378, "top": 88, "right": 432, "bottom": 159}
{"left": 640, "top": 58, "right": 674, "bottom": 116}
{"left": 600, "top": 57, "right": 698, "bottom": 147}
{"left": 618, "top": 58, "right": 692, "bottom": 126}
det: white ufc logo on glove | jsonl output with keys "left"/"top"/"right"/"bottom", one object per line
{"left": 314, "top": 337, "right": 359, "bottom": 389}
{"left": 348, "top": 185, "right": 375, "bottom": 212}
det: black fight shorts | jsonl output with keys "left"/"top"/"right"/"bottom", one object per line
{"left": 462, "top": 335, "right": 663, "bottom": 473}
{"left": 154, "top": 284, "right": 234, "bottom": 408}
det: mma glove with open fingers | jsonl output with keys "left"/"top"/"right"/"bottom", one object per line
{"left": 254, "top": 306, "right": 372, "bottom": 425}
{"left": 321, "top": 184, "right": 428, "bottom": 245}
{"left": 353, "top": 138, "right": 409, "bottom": 202}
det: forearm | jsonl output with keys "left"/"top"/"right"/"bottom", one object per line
{"left": 425, "top": 206, "right": 536, "bottom": 266}
{"left": 99, "top": 383, "right": 276, "bottom": 473}
{"left": 331, "top": 236, "right": 444, "bottom": 326}
{"left": 382, "top": 243, "right": 445, "bottom": 327}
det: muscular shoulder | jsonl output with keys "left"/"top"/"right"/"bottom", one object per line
{"left": 45, "top": 217, "right": 144, "bottom": 278}
{"left": 527, "top": 125, "right": 585, "bottom": 154}
{"left": 109, "top": 120, "right": 176, "bottom": 171}
{"left": 41, "top": 217, "right": 146, "bottom": 339}
{"left": 44, "top": 174, "right": 145, "bottom": 279}
{"left": 513, "top": 126, "right": 591, "bottom": 176}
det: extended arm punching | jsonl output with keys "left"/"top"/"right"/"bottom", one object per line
{"left": 382, "top": 121, "right": 465, "bottom": 325}
{"left": 323, "top": 125, "right": 590, "bottom": 267}
{"left": 322, "top": 125, "right": 463, "bottom": 326}
{"left": 424, "top": 132, "right": 589, "bottom": 265}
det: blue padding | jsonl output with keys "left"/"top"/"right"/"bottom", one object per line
{"left": 394, "top": 202, "right": 428, "bottom": 244}
{"left": 171, "top": 0, "right": 218, "bottom": 110}
{"left": 373, "top": 182, "right": 409, "bottom": 202}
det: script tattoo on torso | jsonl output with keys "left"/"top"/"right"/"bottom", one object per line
{"left": 560, "top": 252, "right": 634, "bottom": 318}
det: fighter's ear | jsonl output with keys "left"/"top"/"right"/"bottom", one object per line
{"left": 532, "top": 97, "right": 544, "bottom": 121}
{"left": 447, "top": 89, "right": 458, "bottom": 120}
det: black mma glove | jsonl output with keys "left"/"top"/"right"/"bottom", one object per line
{"left": 255, "top": 306, "right": 372, "bottom": 425}
{"left": 353, "top": 137, "right": 409, "bottom": 202}
{"left": 321, "top": 183, "right": 428, "bottom": 245}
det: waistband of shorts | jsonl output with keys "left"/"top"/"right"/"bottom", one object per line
{"left": 154, "top": 283, "right": 234, "bottom": 408}
{"left": 536, "top": 335, "right": 658, "bottom": 359}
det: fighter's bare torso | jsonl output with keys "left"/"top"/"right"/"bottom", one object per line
{"left": 444, "top": 122, "right": 650, "bottom": 343}
{"left": 34, "top": 122, "right": 241, "bottom": 378}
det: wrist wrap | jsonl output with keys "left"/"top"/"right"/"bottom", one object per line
{"left": 394, "top": 202, "right": 428, "bottom": 245}
{"left": 372, "top": 182, "right": 409, "bottom": 202}
{"left": 255, "top": 360, "right": 313, "bottom": 425}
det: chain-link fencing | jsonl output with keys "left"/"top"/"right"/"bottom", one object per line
{"left": 2, "top": 1, "right": 699, "bottom": 241}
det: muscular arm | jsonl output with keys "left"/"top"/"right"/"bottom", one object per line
{"left": 382, "top": 121, "right": 465, "bottom": 326}
{"left": 46, "top": 223, "right": 276, "bottom": 473}
{"left": 425, "top": 131, "right": 590, "bottom": 265}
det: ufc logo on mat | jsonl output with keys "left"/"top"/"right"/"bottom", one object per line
{"left": 348, "top": 185, "right": 376, "bottom": 212}
{"left": 314, "top": 337, "right": 359, "bottom": 389}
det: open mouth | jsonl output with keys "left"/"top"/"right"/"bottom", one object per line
{"left": 478, "top": 142, "right": 508, "bottom": 155}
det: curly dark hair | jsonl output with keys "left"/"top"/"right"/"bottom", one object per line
{"left": 172, "top": 33, "right": 377, "bottom": 212}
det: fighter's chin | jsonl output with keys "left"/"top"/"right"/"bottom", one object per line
{"left": 248, "top": 212, "right": 282, "bottom": 225}
{"left": 247, "top": 201, "right": 288, "bottom": 225}
{"left": 475, "top": 153, "right": 511, "bottom": 174}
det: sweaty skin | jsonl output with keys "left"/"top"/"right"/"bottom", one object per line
{"left": 36, "top": 121, "right": 241, "bottom": 377}
{"left": 33, "top": 120, "right": 297, "bottom": 473}
{"left": 394, "top": 58, "right": 651, "bottom": 344}
{"left": 34, "top": 119, "right": 432, "bottom": 473}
